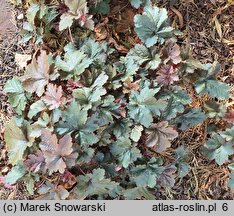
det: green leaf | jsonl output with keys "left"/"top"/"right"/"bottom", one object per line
{"left": 166, "top": 86, "right": 192, "bottom": 105}
{"left": 4, "top": 118, "right": 35, "bottom": 165}
{"left": 162, "top": 97, "right": 185, "bottom": 120}
{"left": 114, "top": 56, "right": 139, "bottom": 81}
{"left": 161, "top": 86, "right": 192, "bottom": 120}
{"left": 204, "top": 100, "right": 226, "bottom": 118}
{"left": 56, "top": 101, "right": 98, "bottom": 146}
{"left": 212, "top": 144, "right": 234, "bottom": 166}
{"left": 77, "top": 147, "right": 94, "bottom": 163}
{"left": 131, "top": 125, "right": 143, "bottom": 142}
{"left": 25, "top": 176, "right": 35, "bottom": 195}
{"left": 128, "top": 87, "right": 167, "bottom": 127}
{"left": 59, "top": 0, "right": 94, "bottom": 31}
{"left": 131, "top": 157, "right": 164, "bottom": 188}
{"left": 228, "top": 163, "right": 234, "bottom": 172}
{"left": 75, "top": 169, "right": 118, "bottom": 199}
{"left": 194, "top": 62, "right": 229, "bottom": 99}
{"left": 23, "top": 22, "right": 34, "bottom": 32}
{"left": 31, "top": 112, "right": 53, "bottom": 137}
{"left": 110, "top": 138, "right": 142, "bottom": 168}
{"left": 26, "top": 4, "right": 40, "bottom": 23}
{"left": 130, "top": 0, "right": 151, "bottom": 9}
{"left": 55, "top": 45, "right": 92, "bottom": 79}
{"left": 177, "top": 161, "right": 190, "bottom": 178}
{"left": 134, "top": 6, "right": 174, "bottom": 47}
{"left": 28, "top": 100, "right": 46, "bottom": 119}
{"left": 228, "top": 174, "right": 234, "bottom": 189}
{"left": 38, "top": 182, "right": 69, "bottom": 200}
{"left": 202, "top": 133, "right": 234, "bottom": 165}
{"left": 127, "top": 44, "right": 150, "bottom": 65}
{"left": 5, "top": 162, "right": 27, "bottom": 184}
{"left": 80, "top": 39, "right": 109, "bottom": 65}
{"left": 175, "top": 108, "right": 206, "bottom": 130}
{"left": 111, "top": 119, "right": 133, "bottom": 139}
{"left": 73, "top": 72, "right": 108, "bottom": 108}
{"left": 3, "top": 77, "right": 27, "bottom": 114}
{"left": 146, "top": 53, "right": 161, "bottom": 70}
{"left": 56, "top": 101, "right": 88, "bottom": 135}
{"left": 93, "top": 0, "right": 110, "bottom": 15}
{"left": 127, "top": 44, "right": 161, "bottom": 70}
{"left": 221, "top": 126, "right": 234, "bottom": 142}
{"left": 174, "top": 146, "right": 191, "bottom": 177}
{"left": 122, "top": 186, "right": 154, "bottom": 200}
{"left": 65, "top": 0, "right": 87, "bottom": 13}
{"left": 59, "top": 14, "right": 73, "bottom": 31}
{"left": 195, "top": 79, "right": 229, "bottom": 99}
{"left": 95, "top": 95, "right": 120, "bottom": 125}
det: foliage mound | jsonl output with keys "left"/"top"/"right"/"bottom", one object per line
{"left": 2, "top": 0, "right": 234, "bottom": 199}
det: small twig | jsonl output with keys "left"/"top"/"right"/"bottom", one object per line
{"left": 68, "top": 27, "right": 74, "bottom": 43}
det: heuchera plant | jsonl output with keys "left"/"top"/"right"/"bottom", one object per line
{"left": 2, "top": 0, "right": 234, "bottom": 199}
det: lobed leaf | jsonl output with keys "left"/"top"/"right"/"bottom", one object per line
{"left": 75, "top": 168, "right": 118, "bottom": 199}
{"left": 4, "top": 118, "right": 35, "bottom": 165}
{"left": 4, "top": 162, "right": 27, "bottom": 185}
{"left": 202, "top": 132, "right": 234, "bottom": 165}
{"left": 175, "top": 108, "right": 206, "bottom": 130}
{"left": 55, "top": 44, "right": 92, "bottom": 79}
{"left": 3, "top": 77, "right": 27, "bottom": 114}
{"left": 39, "top": 129, "right": 78, "bottom": 175}
{"left": 42, "top": 84, "right": 65, "bottom": 110}
{"left": 122, "top": 186, "right": 154, "bottom": 200}
{"left": 156, "top": 65, "right": 179, "bottom": 86}
{"left": 134, "top": 6, "right": 174, "bottom": 47}
{"left": 131, "top": 158, "right": 164, "bottom": 188}
{"left": 25, "top": 150, "right": 46, "bottom": 173}
{"left": 194, "top": 62, "right": 229, "bottom": 99}
{"left": 110, "top": 137, "right": 142, "bottom": 168}
{"left": 146, "top": 121, "right": 178, "bottom": 152}
{"left": 162, "top": 40, "right": 181, "bottom": 64}
{"left": 128, "top": 87, "right": 167, "bottom": 127}
{"left": 21, "top": 50, "right": 50, "bottom": 97}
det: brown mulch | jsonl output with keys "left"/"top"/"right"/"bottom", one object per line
{"left": 0, "top": 0, "right": 233, "bottom": 200}
{"left": 156, "top": 0, "right": 234, "bottom": 199}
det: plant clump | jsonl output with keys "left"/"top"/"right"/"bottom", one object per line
{"left": 2, "top": 0, "right": 234, "bottom": 199}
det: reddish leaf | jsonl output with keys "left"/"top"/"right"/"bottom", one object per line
{"left": 94, "top": 18, "right": 108, "bottom": 41}
{"left": 61, "top": 170, "right": 77, "bottom": 189}
{"left": 39, "top": 129, "right": 78, "bottom": 175}
{"left": 223, "top": 111, "right": 234, "bottom": 124}
{"left": 21, "top": 50, "right": 50, "bottom": 96}
{"left": 123, "top": 78, "right": 139, "bottom": 94}
{"left": 43, "top": 84, "right": 64, "bottom": 110}
{"left": 0, "top": 176, "right": 16, "bottom": 189}
{"left": 66, "top": 79, "right": 83, "bottom": 91}
{"left": 162, "top": 40, "right": 181, "bottom": 64}
{"left": 25, "top": 150, "right": 46, "bottom": 173}
{"left": 37, "top": 182, "right": 69, "bottom": 200}
{"left": 156, "top": 65, "right": 179, "bottom": 86}
{"left": 157, "top": 165, "right": 176, "bottom": 188}
{"left": 146, "top": 121, "right": 178, "bottom": 152}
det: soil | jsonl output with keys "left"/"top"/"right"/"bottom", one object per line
{"left": 0, "top": 0, "right": 233, "bottom": 200}
{"left": 0, "top": 0, "right": 18, "bottom": 128}
{"left": 0, "top": 0, "right": 17, "bottom": 38}
{"left": 0, "top": 0, "right": 30, "bottom": 200}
